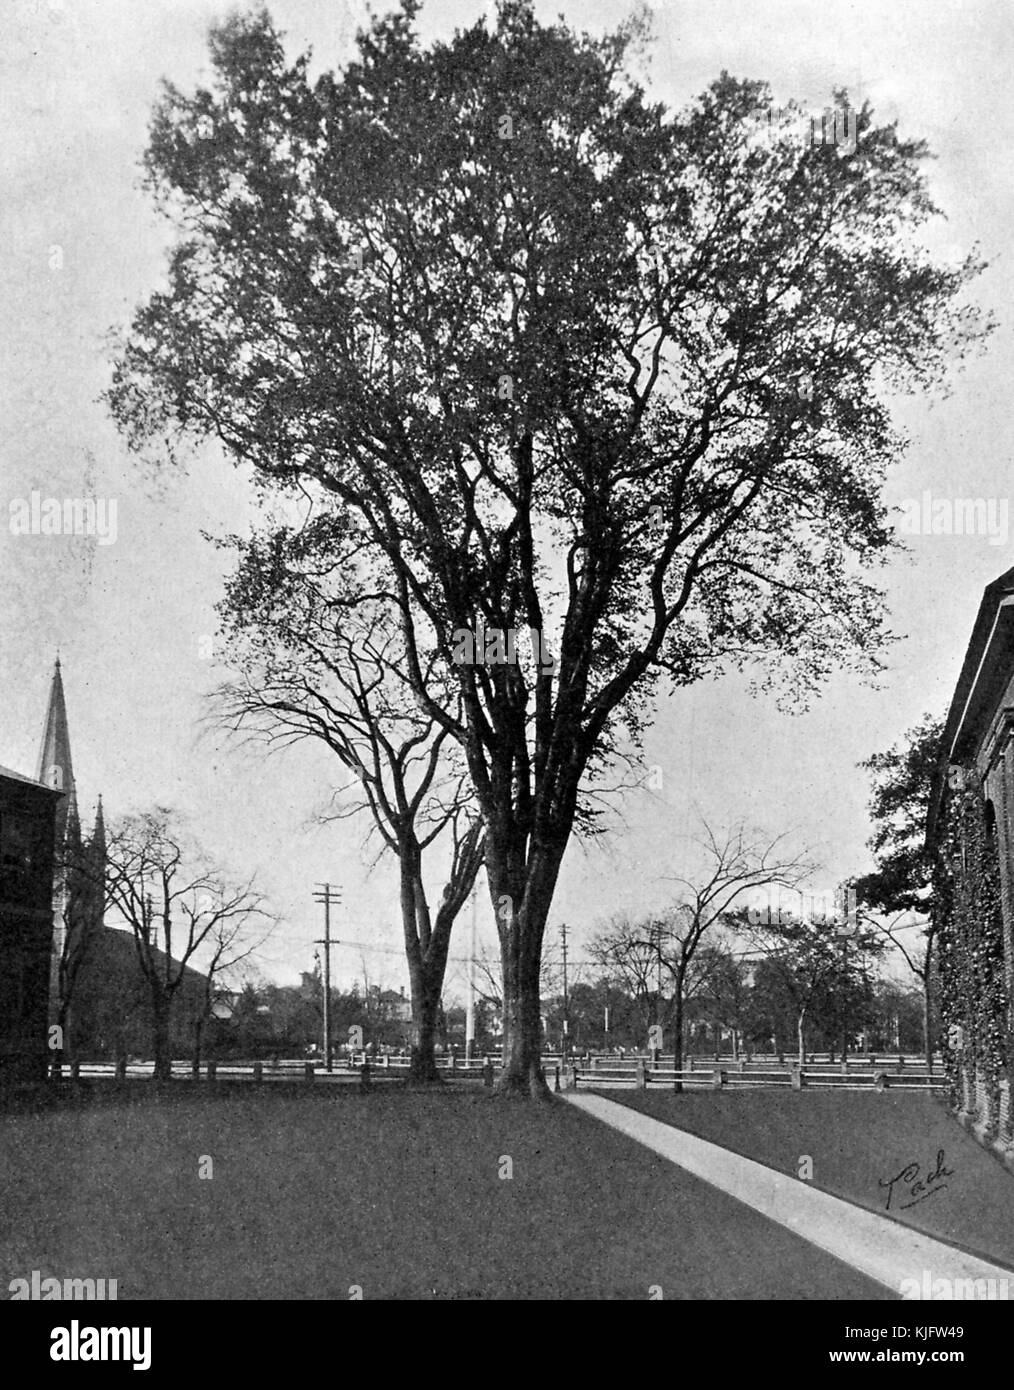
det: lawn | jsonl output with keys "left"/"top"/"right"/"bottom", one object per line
{"left": 1, "top": 1082, "right": 889, "bottom": 1299}
{"left": 601, "top": 1088, "right": 1014, "bottom": 1269}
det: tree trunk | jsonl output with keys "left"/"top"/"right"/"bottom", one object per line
{"left": 490, "top": 846, "right": 562, "bottom": 1100}
{"left": 672, "top": 970, "right": 685, "bottom": 1093}
{"left": 399, "top": 850, "right": 454, "bottom": 1085}
{"left": 498, "top": 947, "right": 547, "bottom": 1097}
{"left": 56, "top": 998, "right": 71, "bottom": 1071}
{"left": 407, "top": 967, "right": 442, "bottom": 1083}
{"left": 797, "top": 1011, "right": 806, "bottom": 1066}
{"left": 152, "top": 993, "right": 172, "bottom": 1081}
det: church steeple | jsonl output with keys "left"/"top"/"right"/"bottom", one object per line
{"left": 37, "top": 655, "right": 76, "bottom": 845}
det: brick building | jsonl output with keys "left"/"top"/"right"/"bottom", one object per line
{"left": 0, "top": 765, "right": 60, "bottom": 1084}
{"left": 928, "top": 564, "right": 1014, "bottom": 1167}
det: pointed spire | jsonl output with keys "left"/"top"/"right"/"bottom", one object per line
{"left": 88, "top": 795, "right": 107, "bottom": 929}
{"left": 92, "top": 795, "right": 106, "bottom": 856}
{"left": 37, "top": 656, "right": 76, "bottom": 844}
{"left": 66, "top": 794, "right": 82, "bottom": 851}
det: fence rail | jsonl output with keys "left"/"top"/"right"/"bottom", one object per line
{"left": 47, "top": 1051, "right": 947, "bottom": 1093}
{"left": 567, "top": 1061, "right": 945, "bottom": 1092}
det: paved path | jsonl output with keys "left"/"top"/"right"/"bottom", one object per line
{"left": 564, "top": 1092, "right": 1014, "bottom": 1299}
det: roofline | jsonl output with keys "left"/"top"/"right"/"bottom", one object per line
{"left": 927, "top": 566, "right": 1014, "bottom": 845}
{"left": 0, "top": 764, "right": 64, "bottom": 793}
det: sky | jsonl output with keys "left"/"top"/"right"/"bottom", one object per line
{"left": 2, "top": 0, "right": 1012, "bottom": 996}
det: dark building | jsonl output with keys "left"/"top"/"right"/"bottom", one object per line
{"left": 927, "top": 564, "right": 1014, "bottom": 1168}
{"left": 0, "top": 765, "right": 61, "bottom": 1084}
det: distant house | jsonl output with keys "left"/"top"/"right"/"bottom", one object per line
{"left": 376, "top": 985, "right": 413, "bottom": 1024}
{"left": 0, "top": 765, "right": 61, "bottom": 1084}
{"left": 927, "top": 565, "right": 1014, "bottom": 1167}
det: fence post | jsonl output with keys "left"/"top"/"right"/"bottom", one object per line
{"left": 712, "top": 1067, "right": 727, "bottom": 1089}
{"left": 304, "top": 1061, "right": 315, "bottom": 1082}
{"left": 897, "top": 1055, "right": 905, "bottom": 1071}
{"left": 449, "top": 1049, "right": 456, "bottom": 1074}
{"left": 384, "top": 1053, "right": 390, "bottom": 1070}
{"left": 360, "top": 1061, "right": 372, "bottom": 1093}
{"left": 637, "top": 1058, "right": 648, "bottom": 1090}
{"left": 70, "top": 1059, "right": 81, "bottom": 1081}
{"left": 482, "top": 1058, "right": 494, "bottom": 1089}
{"left": 554, "top": 1065, "right": 561, "bottom": 1093}
{"left": 115, "top": 1057, "right": 127, "bottom": 1083}
{"left": 790, "top": 1063, "right": 805, "bottom": 1090}
{"left": 570, "top": 1064, "right": 579, "bottom": 1091}
{"left": 874, "top": 1070, "right": 889, "bottom": 1092}
{"left": 206, "top": 1060, "right": 217, "bottom": 1083}
{"left": 253, "top": 1062, "right": 263, "bottom": 1084}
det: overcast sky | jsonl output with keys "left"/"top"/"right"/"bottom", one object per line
{"left": 2, "top": 0, "right": 1011, "bottom": 994}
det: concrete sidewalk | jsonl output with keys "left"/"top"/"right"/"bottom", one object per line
{"left": 564, "top": 1092, "right": 1013, "bottom": 1299}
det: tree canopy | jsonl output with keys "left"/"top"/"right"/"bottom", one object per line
{"left": 108, "top": 0, "right": 988, "bottom": 1092}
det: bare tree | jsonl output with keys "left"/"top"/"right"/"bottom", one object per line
{"left": 746, "top": 918, "right": 850, "bottom": 1064}
{"left": 189, "top": 888, "right": 277, "bottom": 1068}
{"left": 857, "top": 903, "right": 935, "bottom": 1068}
{"left": 214, "top": 522, "right": 484, "bottom": 1082}
{"left": 103, "top": 808, "right": 275, "bottom": 1079}
{"left": 589, "top": 913, "right": 668, "bottom": 1039}
{"left": 593, "top": 822, "right": 814, "bottom": 1083}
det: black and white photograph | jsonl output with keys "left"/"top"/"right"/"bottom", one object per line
{"left": 2, "top": 0, "right": 1013, "bottom": 1354}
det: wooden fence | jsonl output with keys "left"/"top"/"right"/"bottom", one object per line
{"left": 51, "top": 1050, "right": 946, "bottom": 1093}
{"left": 565, "top": 1057, "right": 945, "bottom": 1092}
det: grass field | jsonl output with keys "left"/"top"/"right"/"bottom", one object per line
{"left": 602, "top": 1088, "right": 1014, "bottom": 1269}
{"left": 1, "top": 1083, "right": 890, "bottom": 1299}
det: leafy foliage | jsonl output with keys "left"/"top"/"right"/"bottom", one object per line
{"left": 934, "top": 774, "right": 1009, "bottom": 1115}
{"left": 107, "top": 0, "right": 989, "bottom": 1089}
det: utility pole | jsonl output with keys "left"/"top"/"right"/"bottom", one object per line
{"left": 560, "top": 923, "right": 569, "bottom": 1056}
{"left": 834, "top": 880, "right": 857, "bottom": 1062}
{"left": 465, "top": 878, "right": 478, "bottom": 1060}
{"left": 312, "top": 883, "right": 342, "bottom": 1071}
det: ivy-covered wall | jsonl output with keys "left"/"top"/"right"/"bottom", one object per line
{"left": 934, "top": 770, "right": 1010, "bottom": 1134}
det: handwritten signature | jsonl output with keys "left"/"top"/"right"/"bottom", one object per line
{"left": 879, "top": 1149, "right": 954, "bottom": 1211}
